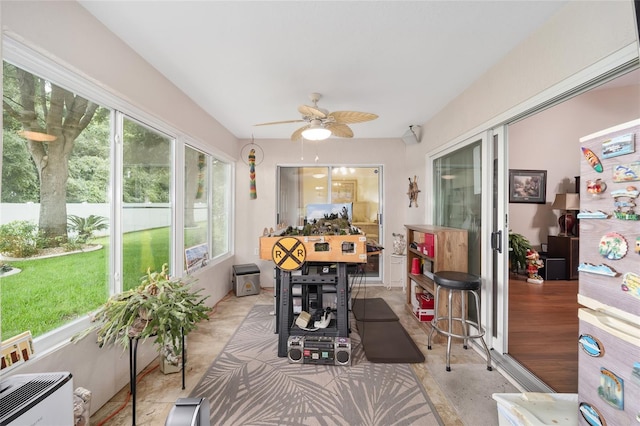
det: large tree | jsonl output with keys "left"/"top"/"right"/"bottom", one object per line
{"left": 3, "top": 65, "right": 99, "bottom": 241}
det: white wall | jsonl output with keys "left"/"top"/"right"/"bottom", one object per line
{"left": 233, "top": 137, "right": 408, "bottom": 288}
{"left": 1, "top": 1, "right": 238, "bottom": 413}
{"left": 404, "top": 1, "right": 637, "bottom": 220}
{"left": 509, "top": 82, "right": 640, "bottom": 247}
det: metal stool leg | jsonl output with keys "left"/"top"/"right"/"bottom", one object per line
{"left": 446, "top": 288, "right": 453, "bottom": 371}
{"left": 461, "top": 289, "right": 469, "bottom": 349}
{"left": 427, "top": 284, "right": 439, "bottom": 350}
{"left": 471, "top": 289, "right": 492, "bottom": 371}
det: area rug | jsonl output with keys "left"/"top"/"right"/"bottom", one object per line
{"left": 190, "top": 304, "right": 443, "bottom": 425}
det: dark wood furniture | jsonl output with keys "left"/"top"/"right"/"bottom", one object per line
{"left": 547, "top": 235, "right": 579, "bottom": 280}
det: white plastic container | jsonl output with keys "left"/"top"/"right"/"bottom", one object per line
{"left": 492, "top": 393, "right": 578, "bottom": 426}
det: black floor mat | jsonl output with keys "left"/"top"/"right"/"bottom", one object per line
{"left": 356, "top": 320, "right": 425, "bottom": 363}
{"left": 352, "top": 297, "right": 399, "bottom": 322}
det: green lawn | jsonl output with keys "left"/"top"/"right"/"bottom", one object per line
{"left": 1, "top": 227, "right": 173, "bottom": 340}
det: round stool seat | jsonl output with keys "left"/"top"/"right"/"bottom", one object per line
{"left": 434, "top": 271, "right": 481, "bottom": 291}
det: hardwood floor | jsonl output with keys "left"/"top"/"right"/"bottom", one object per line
{"left": 507, "top": 274, "right": 579, "bottom": 393}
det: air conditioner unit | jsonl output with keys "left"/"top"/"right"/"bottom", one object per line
{"left": 0, "top": 371, "right": 74, "bottom": 425}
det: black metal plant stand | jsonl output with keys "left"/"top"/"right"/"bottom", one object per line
{"left": 129, "top": 328, "right": 185, "bottom": 425}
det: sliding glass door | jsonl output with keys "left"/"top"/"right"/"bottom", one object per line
{"left": 277, "top": 166, "right": 382, "bottom": 279}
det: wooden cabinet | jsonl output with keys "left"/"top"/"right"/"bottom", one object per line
{"left": 405, "top": 225, "right": 468, "bottom": 341}
{"left": 548, "top": 235, "right": 579, "bottom": 280}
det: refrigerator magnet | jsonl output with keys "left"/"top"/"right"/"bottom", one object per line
{"left": 601, "top": 133, "right": 635, "bottom": 159}
{"left": 579, "top": 402, "right": 607, "bottom": 426}
{"left": 578, "top": 334, "right": 604, "bottom": 357}
{"left": 621, "top": 272, "right": 640, "bottom": 300}
{"left": 599, "top": 232, "right": 628, "bottom": 260}
{"left": 611, "top": 186, "right": 640, "bottom": 221}
{"left": 632, "top": 362, "right": 640, "bottom": 386}
{"left": 580, "top": 402, "right": 607, "bottom": 426}
{"left": 612, "top": 162, "right": 640, "bottom": 182}
{"left": 598, "top": 367, "right": 624, "bottom": 410}
{"left": 582, "top": 147, "right": 603, "bottom": 173}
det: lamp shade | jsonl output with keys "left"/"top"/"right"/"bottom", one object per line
{"left": 302, "top": 122, "right": 331, "bottom": 141}
{"left": 551, "top": 193, "right": 580, "bottom": 210}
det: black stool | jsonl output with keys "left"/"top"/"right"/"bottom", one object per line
{"left": 427, "top": 271, "right": 492, "bottom": 372}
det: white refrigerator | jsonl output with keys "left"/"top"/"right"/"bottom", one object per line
{"left": 577, "top": 118, "right": 640, "bottom": 426}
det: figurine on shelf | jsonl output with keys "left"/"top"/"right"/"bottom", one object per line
{"left": 525, "top": 249, "right": 544, "bottom": 284}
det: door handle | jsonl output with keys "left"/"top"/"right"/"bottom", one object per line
{"left": 491, "top": 230, "right": 502, "bottom": 253}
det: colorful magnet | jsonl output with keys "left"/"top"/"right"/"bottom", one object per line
{"left": 621, "top": 272, "right": 640, "bottom": 300}
{"left": 602, "top": 133, "right": 635, "bottom": 159}
{"left": 577, "top": 211, "right": 610, "bottom": 219}
{"left": 613, "top": 162, "right": 640, "bottom": 182}
{"left": 583, "top": 147, "right": 603, "bottom": 172}
{"left": 587, "top": 179, "right": 607, "bottom": 195}
{"left": 636, "top": 237, "right": 640, "bottom": 254}
{"left": 579, "top": 402, "right": 607, "bottom": 426}
{"left": 611, "top": 186, "right": 640, "bottom": 220}
{"left": 599, "top": 232, "right": 628, "bottom": 260}
{"left": 598, "top": 367, "right": 624, "bottom": 410}
{"left": 632, "top": 362, "right": 640, "bottom": 386}
{"left": 578, "top": 263, "right": 618, "bottom": 277}
{"left": 578, "top": 334, "right": 604, "bottom": 357}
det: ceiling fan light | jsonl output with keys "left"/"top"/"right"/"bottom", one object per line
{"left": 302, "top": 125, "right": 331, "bottom": 141}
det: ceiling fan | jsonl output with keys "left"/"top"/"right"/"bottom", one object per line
{"left": 254, "top": 93, "right": 378, "bottom": 141}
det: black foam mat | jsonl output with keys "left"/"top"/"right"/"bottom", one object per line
{"left": 352, "top": 297, "right": 399, "bottom": 322}
{"left": 356, "top": 320, "right": 425, "bottom": 363}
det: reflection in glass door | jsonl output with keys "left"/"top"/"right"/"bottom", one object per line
{"left": 434, "top": 141, "right": 482, "bottom": 275}
{"left": 277, "top": 166, "right": 382, "bottom": 280}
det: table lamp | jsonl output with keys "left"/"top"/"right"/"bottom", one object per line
{"left": 551, "top": 193, "right": 580, "bottom": 236}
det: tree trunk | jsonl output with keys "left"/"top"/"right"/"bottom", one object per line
{"left": 38, "top": 139, "right": 70, "bottom": 240}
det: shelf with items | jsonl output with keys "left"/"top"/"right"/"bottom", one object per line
{"left": 404, "top": 225, "right": 468, "bottom": 341}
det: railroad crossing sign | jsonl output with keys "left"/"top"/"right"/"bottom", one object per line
{"left": 271, "top": 237, "right": 306, "bottom": 270}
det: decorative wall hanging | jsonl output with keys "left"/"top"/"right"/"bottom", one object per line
{"left": 241, "top": 139, "right": 264, "bottom": 200}
{"left": 407, "top": 175, "right": 420, "bottom": 207}
{"left": 508, "top": 169, "right": 547, "bottom": 204}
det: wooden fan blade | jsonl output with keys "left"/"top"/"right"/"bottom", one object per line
{"left": 326, "top": 123, "right": 353, "bottom": 138}
{"left": 291, "top": 124, "right": 311, "bottom": 141}
{"left": 328, "top": 111, "right": 378, "bottom": 124}
{"left": 254, "top": 119, "right": 305, "bottom": 126}
{"left": 298, "top": 105, "right": 327, "bottom": 119}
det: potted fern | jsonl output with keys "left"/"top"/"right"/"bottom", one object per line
{"left": 508, "top": 232, "right": 531, "bottom": 274}
{"left": 74, "top": 264, "right": 211, "bottom": 367}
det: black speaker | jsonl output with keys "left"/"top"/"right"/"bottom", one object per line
{"left": 540, "top": 257, "right": 567, "bottom": 280}
{"left": 334, "top": 337, "right": 351, "bottom": 366}
{"left": 287, "top": 336, "right": 304, "bottom": 363}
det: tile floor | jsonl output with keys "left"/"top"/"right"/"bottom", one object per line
{"left": 90, "top": 286, "right": 518, "bottom": 425}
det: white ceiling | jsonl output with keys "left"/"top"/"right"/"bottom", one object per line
{"left": 79, "top": 1, "right": 568, "bottom": 141}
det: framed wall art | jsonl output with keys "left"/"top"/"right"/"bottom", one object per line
{"left": 509, "top": 169, "right": 547, "bottom": 204}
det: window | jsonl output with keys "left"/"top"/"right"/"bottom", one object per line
{"left": 1, "top": 61, "right": 111, "bottom": 341}
{"left": 122, "top": 117, "right": 172, "bottom": 290}
{"left": 1, "top": 44, "right": 232, "bottom": 354}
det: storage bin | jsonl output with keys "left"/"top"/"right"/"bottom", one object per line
{"left": 492, "top": 393, "right": 578, "bottom": 426}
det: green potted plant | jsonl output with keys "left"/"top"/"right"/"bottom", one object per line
{"left": 508, "top": 232, "right": 531, "bottom": 274}
{"left": 74, "top": 264, "right": 211, "bottom": 364}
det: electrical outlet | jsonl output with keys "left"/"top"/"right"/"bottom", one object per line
{"left": 254, "top": 247, "right": 259, "bottom": 256}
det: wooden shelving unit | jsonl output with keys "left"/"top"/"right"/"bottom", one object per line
{"left": 404, "top": 225, "right": 468, "bottom": 341}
